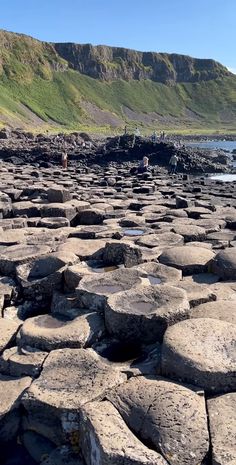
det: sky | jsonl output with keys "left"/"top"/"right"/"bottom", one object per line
{"left": 1, "top": 0, "right": 236, "bottom": 71}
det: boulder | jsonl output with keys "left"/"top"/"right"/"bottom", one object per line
{"left": 105, "top": 284, "right": 190, "bottom": 344}
{"left": 22, "top": 348, "right": 126, "bottom": 445}
{"left": 102, "top": 241, "right": 142, "bottom": 267}
{"left": 159, "top": 246, "right": 215, "bottom": 275}
{"left": 80, "top": 400, "right": 168, "bottom": 465}
{"left": 41, "top": 203, "right": 77, "bottom": 221}
{"left": 172, "top": 225, "right": 206, "bottom": 242}
{"left": 75, "top": 209, "right": 105, "bottom": 225}
{"left": 207, "top": 393, "right": 236, "bottom": 465}
{"left": 211, "top": 248, "right": 236, "bottom": 280}
{"left": 108, "top": 376, "right": 209, "bottom": 465}
{"left": 47, "top": 188, "right": 72, "bottom": 203}
{"left": 162, "top": 318, "right": 236, "bottom": 393}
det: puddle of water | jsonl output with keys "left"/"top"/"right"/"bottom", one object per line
{"left": 209, "top": 174, "right": 236, "bottom": 182}
{"left": 123, "top": 229, "right": 145, "bottom": 236}
{"left": 36, "top": 315, "right": 67, "bottom": 329}
{"left": 147, "top": 275, "right": 162, "bottom": 285}
{"left": 132, "top": 300, "right": 155, "bottom": 314}
{"left": 92, "top": 265, "right": 119, "bottom": 273}
{"left": 93, "top": 284, "right": 123, "bottom": 294}
{"left": 98, "top": 341, "right": 141, "bottom": 363}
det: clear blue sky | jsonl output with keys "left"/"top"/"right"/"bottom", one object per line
{"left": 1, "top": 0, "right": 236, "bottom": 71}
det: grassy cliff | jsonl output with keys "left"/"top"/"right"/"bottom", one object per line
{"left": 0, "top": 30, "right": 235, "bottom": 133}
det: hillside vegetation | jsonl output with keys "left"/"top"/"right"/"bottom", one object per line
{"left": 0, "top": 30, "right": 235, "bottom": 133}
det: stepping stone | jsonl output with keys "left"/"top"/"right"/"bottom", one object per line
{"left": 59, "top": 238, "right": 106, "bottom": 260}
{"left": 108, "top": 376, "right": 209, "bottom": 465}
{"left": 0, "top": 319, "right": 21, "bottom": 353}
{"left": 80, "top": 400, "right": 168, "bottom": 465}
{"left": 64, "top": 262, "right": 93, "bottom": 290}
{"left": 190, "top": 300, "right": 236, "bottom": 324}
{"left": 105, "top": 284, "right": 189, "bottom": 344}
{"left": 0, "top": 346, "right": 47, "bottom": 377}
{"left": 0, "top": 244, "right": 51, "bottom": 275}
{"left": 22, "top": 348, "right": 126, "bottom": 445}
{"left": 212, "top": 248, "right": 236, "bottom": 280}
{"left": 41, "top": 203, "right": 77, "bottom": 221}
{"left": 137, "top": 232, "right": 183, "bottom": 248}
{"left": 77, "top": 268, "right": 143, "bottom": 311}
{"left": 158, "top": 246, "right": 215, "bottom": 275}
{"left": 162, "top": 318, "right": 236, "bottom": 393}
{"left": 0, "top": 374, "right": 31, "bottom": 442}
{"left": 207, "top": 393, "right": 236, "bottom": 465}
{"left": 176, "top": 281, "right": 215, "bottom": 307}
{"left": 16, "top": 251, "right": 78, "bottom": 300}
{"left": 12, "top": 201, "right": 42, "bottom": 217}
{"left": 18, "top": 312, "right": 105, "bottom": 351}
{"left": 134, "top": 262, "right": 182, "bottom": 283}
{"left": 172, "top": 225, "right": 206, "bottom": 242}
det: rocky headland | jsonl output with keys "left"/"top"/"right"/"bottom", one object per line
{"left": 0, "top": 130, "right": 235, "bottom": 465}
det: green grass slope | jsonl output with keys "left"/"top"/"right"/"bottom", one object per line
{"left": 0, "top": 30, "right": 235, "bottom": 133}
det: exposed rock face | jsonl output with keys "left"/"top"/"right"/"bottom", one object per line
{"left": 54, "top": 42, "right": 229, "bottom": 83}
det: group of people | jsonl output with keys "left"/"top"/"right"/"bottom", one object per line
{"left": 130, "top": 153, "right": 179, "bottom": 175}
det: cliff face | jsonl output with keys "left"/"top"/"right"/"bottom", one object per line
{"left": 54, "top": 43, "right": 230, "bottom": 83}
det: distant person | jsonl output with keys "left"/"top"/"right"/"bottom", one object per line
{"left": 135, "top": 127, "right": 141, "bottom": 137}
{"left": 151, "top": 131, "right": 157, "bottom": 143}
{"left": 124, "top": 125, "right": 127, "bottom": 135}
{"left": 169, "top": 154, "right": 178, "bottom": 174}
{"left": 138, "top": 156, "right": 149, "bottom": 173}
{"left": 61, "top": 151, "right": 68, "bottom": 169}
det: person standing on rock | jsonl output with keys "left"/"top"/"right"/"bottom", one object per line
{"left": 169, "top": 153, "right": 178, "bottom": 174}
{"left": 61, "top": 151, "right": 68, "bottom": 169}
{"left": 138, "top": 156, "right": 149, "bottom": 173}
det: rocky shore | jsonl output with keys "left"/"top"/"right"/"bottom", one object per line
{"left": 0, "top": 130, "right": 235, "bottom": 465}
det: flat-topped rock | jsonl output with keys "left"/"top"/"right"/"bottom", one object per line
{"left": 102, "top": 241, "right": 142, "bottom": 267}
{"left": 208, "top": 393, "right": 236, "bottom": 465}
{"left": 22, "top": 348, "right": 126, "bottom": 444}
{"left": 59, "top": 238, "right": 106, "bottom": 260}
{"left": 190, "top": 300, "right": 236, "bottom": 324}
{"left": 80, "top": 400, "right": 168, "bottom": 465}
{"left": 105, "top": 284, "right": 189, "bottom": 344}
{"left": 0, "top": 243, "right": 51, "bottom": 275}
{"left": 162, "top": 318, "right": 236, "bottom": 393}
{"left": 159, "top": 246, "right": 215, "bottom": 275}
{"left": 108, "top": 376, "right": 209, "bottom": 465}
{"left": 137, "top": 232, "right": 184, "bottom": 248}
{"left": 0, "top": 346, "right": 47, "bottom": 377}
{"left": 18, "top": 312, "right": 105, "bottom": 351}
{"left": 133, "top": 261, "right": 182, "bottom": 283}
{"left": 77, "top": 268, "right": 143, "bottom": 311}
{"left": 172, "top": 224, "right": 206, "bottom": 242}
